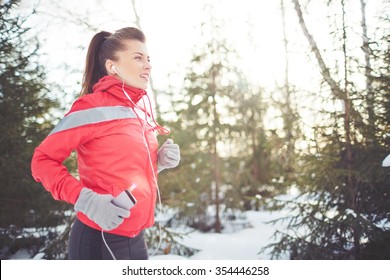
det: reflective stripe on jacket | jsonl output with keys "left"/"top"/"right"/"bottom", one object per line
{"left": 31, "top": 76, "right": 159, "bottom": 237}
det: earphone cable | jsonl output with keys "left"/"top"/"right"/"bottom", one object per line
{"left": 101, "top": 79, "right": 163, "bottom": 259}
{"left": 101, "top": 230, "right": 117, "bottom": 260}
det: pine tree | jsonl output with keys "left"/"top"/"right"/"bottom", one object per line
{"left": 265, "top": 0, "right": 390, "bottom": 259}
{"left": 160, "top": 18, "right": 246, "bottom": 233}
{"left": 225, "top": 0, "right": 301, "bottom": 212}
{"left": 0, "top": 0, "right": 69, "bottom": 259}
{"left": 227, "top": 83, "right": 275, "bottom": 211}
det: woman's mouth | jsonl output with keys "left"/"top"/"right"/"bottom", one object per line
{"left": 140, "top": 73, "right": 150, "bottom": 81}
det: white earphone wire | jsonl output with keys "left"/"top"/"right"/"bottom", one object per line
{"left": 101, "top": 76, "right": 163, "bottom": 259}
{"left": 101, "top": 230, "right": 117, "bottom": 260}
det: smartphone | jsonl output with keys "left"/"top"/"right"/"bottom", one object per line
{"left": 112, "top": 189, "right": 137, "bottom": 210}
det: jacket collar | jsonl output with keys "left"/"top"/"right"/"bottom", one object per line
{"left": 92, "top": 75, "right": 147, "bottom": 105}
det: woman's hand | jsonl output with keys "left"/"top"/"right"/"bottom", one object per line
{"left": 157, "top": 139, "right": 180, "bottom": 173}
{"left": 74, "top": 188, "right": 131, "bottom": 231}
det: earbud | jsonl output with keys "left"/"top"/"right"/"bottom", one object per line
{"left": 112, "top": 65, "right": 118, "bottom": 74}
{"left": 112, "top": 65, "right": 124, "bottom": 80}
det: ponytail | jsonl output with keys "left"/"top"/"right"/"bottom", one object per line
{"left": 80, "top": 27, "right": 146, "bottom": 96}
{"left": 80, "top": 31, "right": 112, "bottom": 96}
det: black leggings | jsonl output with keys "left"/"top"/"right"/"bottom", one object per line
{"left": 68, "top": 218, "right": 149, "bottom": 260}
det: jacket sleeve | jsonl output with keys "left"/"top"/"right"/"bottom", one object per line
{"left": 31, "top": 99, "right": 95, "bottom": 204}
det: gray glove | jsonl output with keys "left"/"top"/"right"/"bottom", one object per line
{"left": 74, "top": 188, "right": 130, "bottom": 231}
{"left": 157, "top": 139, "right": 180, "bottom": 173}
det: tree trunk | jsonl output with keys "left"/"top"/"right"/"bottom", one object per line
{"left": 250, "top": 109, "right": 260, "bottom": 211}
{"left": 292, "top": 0, "right": 344, "bottom": 99}
{"left": 280, "top": 0, "right": 295, "bottom": 174}
{"left": 341, "top": 0, "right": 359, "bottom": 258}
{"left": 211, "top": 68, "right": 221, "bottom": 233}
{"left": 360, "top": 0, "right": 375, "bottom": 136}
{"left": 131, "top": 0, "right": 161, "bottom": 117}
{"left": 292, "top": 0, "right": 360, "bottom": 258}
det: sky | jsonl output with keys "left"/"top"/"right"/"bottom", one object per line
{"left": 12, "top": 1, "right": 303, "bottom": 86}
{"left": 15, "top": 0, "right": 387, "bottom": 126}
{"left": 19, "top": 0, "right": 291, "bottom": 95}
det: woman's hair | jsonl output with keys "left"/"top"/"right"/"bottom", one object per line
{"left": 80, "top": 27, "right": 146, "bottom": 96}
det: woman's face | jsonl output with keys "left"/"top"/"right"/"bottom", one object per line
{"left": 108, "top": 40, "right": 152, "bottom": 90}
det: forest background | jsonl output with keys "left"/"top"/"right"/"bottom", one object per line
{"left": 0, "top": 0, "right": 389, "bottom": 259}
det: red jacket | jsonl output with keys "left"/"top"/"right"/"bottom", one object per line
{"left": 31, "top": 76, "right": 159, "bottom": 237}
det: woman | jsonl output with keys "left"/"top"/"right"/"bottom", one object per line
{"left": 31, "top": 27, "right": 180, "bottom": 260}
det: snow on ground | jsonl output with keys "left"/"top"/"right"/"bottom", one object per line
{"left": 8, "top": 208, "right": 288, "bottom": 260}
{"left": 151, "top": 209, "right": 289, "bottom": 260}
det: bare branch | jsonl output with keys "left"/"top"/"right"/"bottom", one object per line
{"left": 292, "top": 0, "right": 344, "bottom": 99}
{"left": 130, "top": 0, "right": 160, "bottom": 116}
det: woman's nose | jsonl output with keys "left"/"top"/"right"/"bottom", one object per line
{"left": 145, "top": 60, "right": 152, "bottom": 70}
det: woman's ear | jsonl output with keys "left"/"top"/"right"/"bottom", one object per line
{"left": 105, "top": 60, "right": 116, "bottom": 75}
